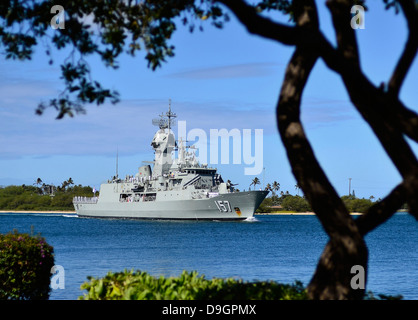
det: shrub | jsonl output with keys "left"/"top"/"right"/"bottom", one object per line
{"left": 281, "top": 196, "right": 311, "bottom": 212}
{"left": 341, "top": 196, "right": 373, "bottom": 213}
{"left": 0, "top": 230, "right": 54, "bottom": 300}
{"left": 0, "top": 184, "right": 93, "bottom": 211}
{"left": 79, "top": 270, "right": 308, "bottom": 300}
{"left": 255, "top": 197, "right": 275, "bottom": 213}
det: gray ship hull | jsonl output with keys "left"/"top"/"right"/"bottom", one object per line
{"left": 74, "top": 190, "right": 268, "bottom": 220}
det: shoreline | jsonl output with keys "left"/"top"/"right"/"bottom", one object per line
{"left": 0, "top": 210, "right": 364, "bottom": 216}
{"left": 0, "top": 210, "right": 76, "bottom": 214}
{"left": 256, "top": 212, "right": 363, "bottom": 216}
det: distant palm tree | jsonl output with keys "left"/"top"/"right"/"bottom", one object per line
{"left": 34, "top": 177, "right": 42, "bottom": 187}
{"left": 250, "top": 177, "right": 260, "bottom": 190}
{"left": 265, "top": 183, "right": 272, "bottom": 192}
{"left": 60, "top": 180, "right": 68, "bottom": 191}
{"left": 295, "top": 184, "right": 301, "bottom": 196}
{"left": 33, "top": 178, "right": 43, "bottom": 195}
{"left": 67, "top": 177, "right": 74, "bottom": 190}
{"left": 272, "top": 181, "right": 280, "bottom": 196}
{"left": 61, "top": 177, "right": 74, "bottom": 192}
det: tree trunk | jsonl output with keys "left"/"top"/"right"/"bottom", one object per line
{"left": 276, "top": 45, "right": 367, "bottom": 299}
{"left": 308, "top": 237, "right": 367, "bottom": 300}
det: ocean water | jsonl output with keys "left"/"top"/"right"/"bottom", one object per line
{"left": 0, "top": 212, "right": 416, "bottom": 300}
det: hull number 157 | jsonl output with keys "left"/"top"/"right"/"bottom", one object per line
{"left": 214, "top": 200, "right": 232, "bottom": 212}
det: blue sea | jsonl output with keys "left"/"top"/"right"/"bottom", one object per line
{"left": 0, "top": 212, "right": 416, "bottom": 300}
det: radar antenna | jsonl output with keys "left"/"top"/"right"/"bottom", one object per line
{"left": 152, "top": 99, "right": 177, "bottom": 130}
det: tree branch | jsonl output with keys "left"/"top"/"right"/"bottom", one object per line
{"left": 326, "top": 0, "right": 361, "bottom": 68}
{"left": 274, "top": 3, "right": 368, "bottom": 298}
{"left": 217, "top": 0, "right": 311, "bottom": 46}
{"left": 275, "top": 0, "right": 354, "bottom": 239}
{"left": 355, "top": 182, "right": 408, "bottom": 235}
{"left": 388, "top": 0, "right": 418, "bottom": 97}
{"left": 277, "top": 45, "right": 369, "bottom": 299}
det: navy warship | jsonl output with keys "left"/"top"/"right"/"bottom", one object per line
{"left": 73, "top": 103, "right": 268, "bottom": 220}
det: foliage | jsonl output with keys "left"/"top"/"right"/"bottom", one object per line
{"left": 256, "top": 196, "right": 275, "bottom": 213}
{"left": 250, "top": 177, "right": 260, "bottom": 190}
{"left": 341, "top": 195, "right": 373, "bottom": 213}
{"left": 0, "top": 183, "right": 93, "bottom": 211}
{"left": 0, "top": 0, "right": 234, "bottom": 118}
{"left": 0, "top": 230, "right": 54, "bottom": 300}
{"left": 256, "top": 192, "right": 310, "bottom": 213}
{"left": 256, "top": 188, "right": 379, "bottom": 213}
{"left": 79, "top": 269, "right": 308, "bottom": 300}
{"left": 281, "top": 195, "right": 311, "bottom": 212}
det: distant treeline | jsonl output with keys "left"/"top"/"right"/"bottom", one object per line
{"left": 0, "top": 182, "right": 93, "bottom": 211}
{"left": 256, "top": 193, "right": 408, "bottom": 214}
{"left": 1, "top": 180, "right": 408, "bottom": 213}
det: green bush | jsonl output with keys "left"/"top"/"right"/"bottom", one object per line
{"left": 341, "top": 196, "right": 373, "bottom": 213}
{"left": 0, "top": 184, "right": 93, "bottom": 211}
{"left": 0, "top": 230, "right": 54, "bottom": 300}
{"left": 281, "top": 196, "right": 311, "bottom": 212}
{"left": 255, "top": 197, "right": 275, "bottom": 213}
{"left": 79, "top": 270, "right": 308, "bottom": 300}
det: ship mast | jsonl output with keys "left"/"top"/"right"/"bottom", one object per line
{"left": 152, "top": 99, "right": 176, "bottom": 131}
{"left": 150, "top": 100, "right": 177, "bottom": 177}
{"left": 166, "top": 99, "right": 176, "bottom": 132}
{"left": 116, "top": 146, "right": 119, "bottom": 179}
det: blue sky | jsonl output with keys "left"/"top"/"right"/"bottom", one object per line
{"left": 0, "top": 1, "right": 417, "bottom": 199}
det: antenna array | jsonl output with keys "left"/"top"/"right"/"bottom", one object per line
{"left": 152, "top": 99, "right": 177, "bottom": 129}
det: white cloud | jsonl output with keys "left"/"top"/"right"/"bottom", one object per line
{"left": 166, "top": 62, "right": 282, "bottom": 79}
{"left": 1, "top": 87, "right": 360, "bottom": 160}
{"left": 301, "top": 97, "right": 358, "bottom": 129}
{"left": 0, "top": 99, "right": 275, "bottom": 157}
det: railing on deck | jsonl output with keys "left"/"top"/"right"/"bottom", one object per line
{"left": 73, "top": 196, "right": 98, "bottom": 204}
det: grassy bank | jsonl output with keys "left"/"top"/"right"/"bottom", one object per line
{"left": 0, "top": 184, "right": 92, "bottom": 212}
